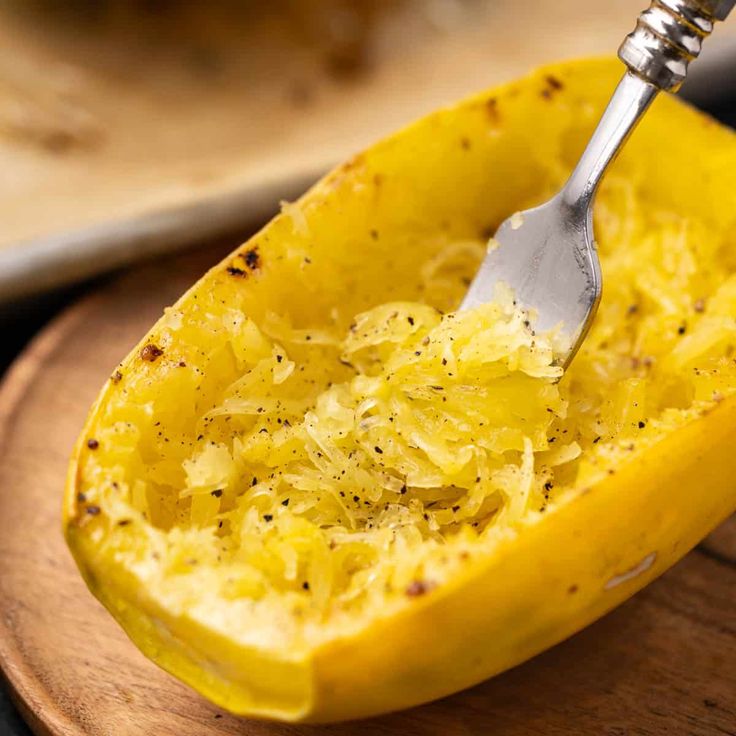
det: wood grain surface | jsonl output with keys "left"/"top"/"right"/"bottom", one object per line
{"left": 0, "top": 241, "right": 735, "bottom": 736}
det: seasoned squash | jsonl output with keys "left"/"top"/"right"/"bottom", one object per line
{"left": 64, "top": 58, "right": 736, "bottom": 722}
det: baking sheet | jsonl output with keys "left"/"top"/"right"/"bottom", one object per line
{"left": 1, "top": 0, "right": 734, "bottom": 301}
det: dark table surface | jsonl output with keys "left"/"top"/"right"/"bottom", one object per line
{"left": 1, "top": 96, "right": 735, "bottom": 736}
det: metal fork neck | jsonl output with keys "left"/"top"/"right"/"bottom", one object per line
{"left": 563, "top": 0, "right": 735, "bottom": 214}
{"left": 561, "top": 72, "right": 657, "bottom": 213}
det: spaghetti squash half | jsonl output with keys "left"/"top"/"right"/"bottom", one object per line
{"left": 65, "top": 58, "right": 736, "bottom": 722}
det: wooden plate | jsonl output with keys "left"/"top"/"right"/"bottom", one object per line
{"left": 0, "top": 241, "right": 735, "bottom": 735}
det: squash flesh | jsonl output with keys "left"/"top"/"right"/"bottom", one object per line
{"left": 65, "top": 58, "right": 736, "bottom": 719}
{"left": 76, "top": 188, "right": 736, "bottom": 647}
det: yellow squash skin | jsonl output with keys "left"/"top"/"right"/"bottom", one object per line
{"left": 64, "top": 58, "right": 736, "bottom": 722}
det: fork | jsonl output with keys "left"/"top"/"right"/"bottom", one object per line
{"left": 460, "top": 0, "right": 735, "bottom": 366}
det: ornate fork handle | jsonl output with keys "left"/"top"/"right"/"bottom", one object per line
{"left": 563, "top": 0, "right": 734, "bottom": 210}
{"left": 620, "top": 0, "right": 736, "bottom": 91}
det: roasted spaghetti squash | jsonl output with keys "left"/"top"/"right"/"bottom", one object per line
{"left": 65, "top": 58, "right": 736, "bottom": 722}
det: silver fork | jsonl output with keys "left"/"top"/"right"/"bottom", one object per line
{"left": 461, "top": 0, "right": 735, "bottom": 366}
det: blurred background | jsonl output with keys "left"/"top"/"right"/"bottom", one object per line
{"left": 2, "top": 0, "right": 736, "bottom": 305}
{"left": 1, "top": 2, "right": 736, "bottom": 732}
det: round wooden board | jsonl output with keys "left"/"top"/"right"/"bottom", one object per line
{"left": 1, "top": 242, "right": 735, "bottom": 736}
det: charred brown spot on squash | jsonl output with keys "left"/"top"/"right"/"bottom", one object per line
{"left": 485, "top": 96, "right": 500, "bottom": 124}
{"left": 111, "top": 370, "right": 123, "bottom": 384}
{"left": 340, "top": 153, "right": 364, "bottom": 173}
{"left": 243, "top": 248, "right": 260, "bottom": 270}
{"left": 405, "top": 580, "right": 435, "bottom": 597}
{"left": 541, "top": 75, "right": 564, "bottom": 100}
{"left": 72, "top": 499, "right": 103, "bottom": 528}
{"left": 140, "top": 344, "right": 164, "bottom": 362}
{"left": 324, "top": 153, "right": 366, "bottom": 190}
{"left": 227, "top": 248, "right": 261, "bottom": 277}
